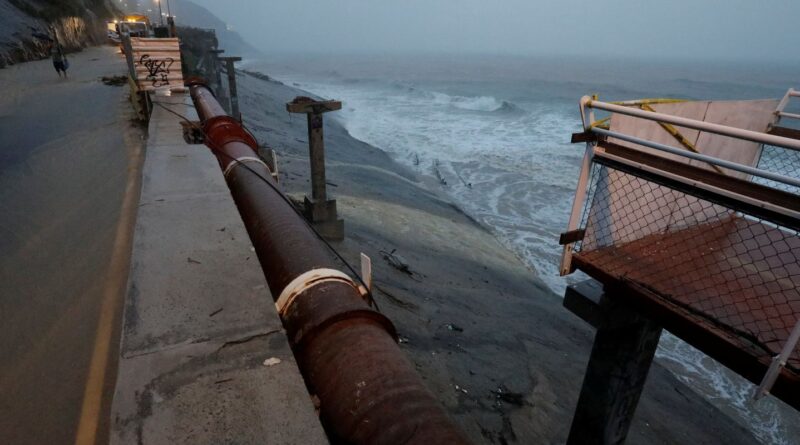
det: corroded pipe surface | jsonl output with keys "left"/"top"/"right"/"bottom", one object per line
{"left": 189, "top": 82, "right": 470, "bottom": 445}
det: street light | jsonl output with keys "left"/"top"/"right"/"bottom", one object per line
{"left": 155, "top": 0, "right": 163, "bottom": 25}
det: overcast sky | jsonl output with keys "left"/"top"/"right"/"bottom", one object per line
{"left": 188, "top": 0, "right": 799, "bottom": 61}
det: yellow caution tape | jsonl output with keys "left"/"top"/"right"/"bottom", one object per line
{"left": 638, "top": 103, "right": 725, "bottom": 175}
{"left": 589, "top": 116, "right": 610, "bottom": 129}
{"left": 610, "top": 98, "right": 688, "bottom": 106}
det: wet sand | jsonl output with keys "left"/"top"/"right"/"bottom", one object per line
{"left": 233, "top": 70, "right": 762, "bottom": 444}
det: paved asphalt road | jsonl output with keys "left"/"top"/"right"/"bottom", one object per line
{"left": 0, "top": 46, "right": 143, "bottom": 444}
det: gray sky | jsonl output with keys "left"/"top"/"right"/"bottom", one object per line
{"left": 189, "top": 0, "right": 799, "bottom": 61}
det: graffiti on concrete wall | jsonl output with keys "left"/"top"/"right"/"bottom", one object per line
{"left": 139, "top": 54, "right": 174, "bottom": 88}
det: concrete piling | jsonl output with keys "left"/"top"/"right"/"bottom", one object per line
{"left": 564, "top": 280, "right": 663, "bottom": 445}
{"left": 220, "top": 56, "right": 242, "bottom": 122}
{"left": 287, "top": 96, "right": 345, "bottom": 240}
{"left": 207, "top": 49, "right": 229, "bottom": 112}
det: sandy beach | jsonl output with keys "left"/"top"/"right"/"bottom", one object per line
{"left": 232, "top": 70, "right": 764, "bottom": 444}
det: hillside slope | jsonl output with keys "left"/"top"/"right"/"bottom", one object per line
{"left": 0, "top": 0, "right": 117, "bottom": 67}
{"left": 169, "top": 0, "right": 261, "bottom": 58}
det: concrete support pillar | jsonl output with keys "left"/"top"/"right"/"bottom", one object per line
{"left": 564, "top": 280, "right": 663, "bottom": 445}
{"left": 220, "top": 56, "right": 242, "bottom": 122}
{"left": 207, "top": 49, "right": 229, "bottom": 113}
{"left": 287, "top": 97, "right": 344, "bottom": 240}
{"left": 307, "top": 112, "right": 328, "bottom": 201}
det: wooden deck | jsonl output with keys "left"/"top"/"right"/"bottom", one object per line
{"left": 574, "top": 215, "right": 800, "bottom": 409}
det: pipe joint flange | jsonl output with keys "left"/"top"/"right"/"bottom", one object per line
{"left": 185, "top": 76, "right": 211, "bottom": 90}
{"left": 203, "top": 115, "right": 259, "bottom": 150}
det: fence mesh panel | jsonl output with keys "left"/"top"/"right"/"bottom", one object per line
{"left": 574, "top": 164, "right": 800, "bottom": 373}
{"left": 754, "top": 145, "right": 800, "bottom": 194}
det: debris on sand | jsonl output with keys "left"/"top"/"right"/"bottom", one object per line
{"left": 101, "top": 75, "right": 127, "bottom": 86}
{"left": 379, "top": 248, "right": 413, "bottom": 275}
{"left": 208, "top": 307, "right": 223, "bottom": 317}
{"left": 491, "top": 385, "right": 529, "bottom": 407}
{"left": 433, "top": 159, "right": 447, "bottom": 185}
{"left": 443, "top": 323, "right": 464, "bottom": 332}
{"left": 263, "top": 357, "right": 282, "bottom": 367}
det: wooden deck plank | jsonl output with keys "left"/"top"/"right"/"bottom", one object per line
{"left": 574, "top": 215, "right": 800, "bottom": 409}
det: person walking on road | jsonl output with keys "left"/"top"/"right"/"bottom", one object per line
{"left": 51, "top": 43, "right": 68, "bottom": 78}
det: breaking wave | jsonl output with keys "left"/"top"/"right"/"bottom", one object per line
{"left": 430, "top": 92, "right": 519, "bottom": 113}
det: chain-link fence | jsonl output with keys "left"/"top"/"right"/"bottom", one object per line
{"left": 573, "top": 162, "right": 800, "bottom": 373}
{"left": 755, "top": 144, "right": 800, "bottom": 195}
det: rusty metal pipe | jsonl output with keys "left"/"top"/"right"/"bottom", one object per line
{"left": 188, "top": 81, "right": 470, "bottom": 445}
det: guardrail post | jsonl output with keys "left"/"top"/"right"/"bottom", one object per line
{"left": 121, "top": 35, "right": 136, "bottom": 79}
{"left": 287, "top": 97, "right": 344, "bottom": 240}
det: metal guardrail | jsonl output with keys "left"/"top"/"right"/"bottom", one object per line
{"left": 586, "top": 99, "right": 800, "bottom": 151}
{"left": 561, "top": 94, "right": 800, "bottom": 275}
{"left": 590, "top": 127, "right": 800, "bottom": 189}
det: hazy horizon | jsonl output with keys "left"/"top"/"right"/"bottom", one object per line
{"left": 188, "top": 0, "right": 800, "bottom": 63}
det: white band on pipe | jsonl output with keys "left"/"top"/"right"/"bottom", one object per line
{"left": 223, "top": 156, "right": 270, "bottom": 178}
{"left": 275, "top": 268, "right": 358, "bottom": 317}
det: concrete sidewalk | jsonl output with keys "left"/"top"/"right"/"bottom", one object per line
{"left": 110, "top": 93, "right": 327, "bottom": 444}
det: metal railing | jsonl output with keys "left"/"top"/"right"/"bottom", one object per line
{"left": 561, "top": 94, "right": 800, "bottom": 276}
{"left": 588, "top": 99, "right": 800, "bottom": 151}
{"left": 561, "top": 92, "right": 800, "bottom": 404}
{"left": 776, "top": 88, "right": 800, "bottom": 121}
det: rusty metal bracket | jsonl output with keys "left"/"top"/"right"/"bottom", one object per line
{"left": 571, "top": 131, "right": 601, "bottom": 144}
{"left": 560, "top": 229, "right": 586, "bottom": 245}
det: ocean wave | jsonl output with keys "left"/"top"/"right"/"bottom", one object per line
{"left": 429, "top": 91, "right": 522, "bottom": 114}
{"left": 495, "top": 100, "right": 522, "bottom": 114}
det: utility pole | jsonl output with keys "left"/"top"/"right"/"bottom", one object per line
{"left": 156, "top": 0, "right": 163, "bottom": 25}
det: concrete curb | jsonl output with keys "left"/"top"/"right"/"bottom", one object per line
{"left": 110, "top": 93, "right": 328, "bottom": 444}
